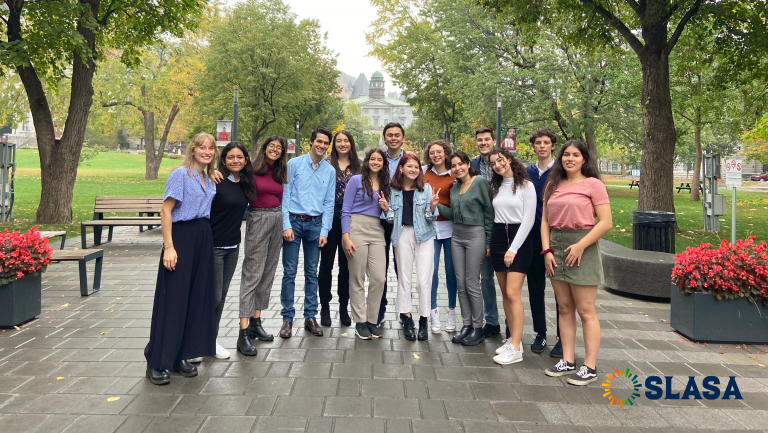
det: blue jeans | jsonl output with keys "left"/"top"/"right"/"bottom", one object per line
{"left": 481, "top": 256, "right": 499, "bottom": 326}
{"left": 281, "top": 215, "right": 322, "bottom": 322}
{"left": 431, "top": 237, "right": 457, "bottom": 309}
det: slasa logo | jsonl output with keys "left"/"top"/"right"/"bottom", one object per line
{"left": 644, "top": 376, "right": 742, "bottom": 400}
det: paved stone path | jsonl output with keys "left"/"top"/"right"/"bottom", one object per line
{"left": 1, "top": 225, "right": 767, "bottom": 433}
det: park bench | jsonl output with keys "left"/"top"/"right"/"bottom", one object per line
{"left": 39, "top": 231, "right": 67, "bottom": 250}
{"left": 628, "top": 180, "right": 640, "bottom": 189}
{"left": 675, "top": 182, "right": 704, "bottom": 194}
{"left": 80, "top": 196, "right": 162, "bottom": 248}
{"left": 601, "top": 240, "right": 675, "bottom": 299}
{"left": 50, "top": 249, "right": 103, "bottom": 296}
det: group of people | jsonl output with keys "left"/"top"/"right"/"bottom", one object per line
{"left": 143, "top": 122, "right": 612, "bottom": 389}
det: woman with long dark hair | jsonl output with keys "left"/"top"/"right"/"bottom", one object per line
{"left": 203, "top": 141, "right": 257, "bottom": 361}
{"left": 487, "top": 148, "right": 536, "bottom": 365}
{"left": 145, "top": 133, "right": 218, "bottom": 385}
{"left": 318, "top": 130, "right": 362, "bottom": 327}
{"left": 430, "top": 150, "right": 494, "bottom": 347}
{"left": 237, "top": 136, "right": 289, "bottom": 356}
{"left": 541, "top": 140, "right": 612, "bottom": 386}
{"left": 342, "top": 148, "right": 390, "bottom": 339}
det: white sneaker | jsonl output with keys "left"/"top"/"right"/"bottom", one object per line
{"left": 496, "top": 338, "right": 512, "bottom": 355}
{"left": 430, "top": 308, "right": 441, "bottom": 333}
{"left": 214, "top": 342, "right": 231, "bottom": 359}
{"left": 445, "top": 309, "right": 456, "bottom": 332}
{"left": 188, "top": 357, "right": 203, "bottom": 363}
{"left": 493, "top": 343, "right": 523, "bottom": 365}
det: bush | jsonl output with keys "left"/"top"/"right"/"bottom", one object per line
{"left": 137, "top": 150, "right": 145, "bottom": 155}
{"left": 121, "top": 150, "right": 131, "bottom": 154}
{"left": 166, "top": 153, "right": 182, "bottom": 160}
{"left": 672, "top": 236, "right": 768, "bottom": 303}
{"left": 0, "top": 228, "right": 53, "bottom": 285}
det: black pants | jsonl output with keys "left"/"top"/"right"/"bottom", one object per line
{"left": 318, "top": 206, "right": 350, "bottom": 307}
{"left": 377, "top": 219, "right": 397, "bottom": 324}
{"left": 145, "top": 218, "right": 216, "bottom": 370}
{"left": 528, "top": 233, "right": 560, "bottom": 338}
{"left": 213, "top": 246, "right": 239, "bottom": 339}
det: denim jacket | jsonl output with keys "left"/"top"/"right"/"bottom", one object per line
{"left": 386, "top": 184, "right": 437, "bottom": 247}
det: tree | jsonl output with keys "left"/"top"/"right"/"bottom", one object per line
{"left": 0, "top": 0, "right": 207, "bottom": 223}
{"left": 96, "top": 42, "right": 199, "bottom": 179}
{"left": 475, "top": 0, "right": 768, "bottom": 214}
{"left": 198, "top": 0, "right": 339, "bottom": 153}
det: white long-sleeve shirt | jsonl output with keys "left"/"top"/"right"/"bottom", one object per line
{"left": 492, "top": 177, "right": 537, "bottom": 254}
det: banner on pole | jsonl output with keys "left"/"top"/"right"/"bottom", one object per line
{"left": 286, "top": 139, "right": 296, "bottom": 154}
{"left": 216, "top": 120, "right": 232, "bottom": 146}
{"left": 503, "top": 127, "right": 517, "bottom": 153}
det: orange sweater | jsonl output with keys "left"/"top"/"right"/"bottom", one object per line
{"left": 423, "top": 168, "right": 454, "bottom": 221}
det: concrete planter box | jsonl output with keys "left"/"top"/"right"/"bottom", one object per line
{"left": 670, "top": 283, "right": 768, "bottom": 344}
{"left": 0, "top": 273, "right": 42, "bottom": 328}
{"left": 601, "top": 240, "right": 674, "bottom": 299}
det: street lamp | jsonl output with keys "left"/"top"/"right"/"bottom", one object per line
{"left": 295, "top": 119, "right": 301, "bottom": 157}
{"left": 496, "top": 91, "right": 502, "bottom": 148}
{"left": 232, "top": 88, "right": 239, "bottom": 142}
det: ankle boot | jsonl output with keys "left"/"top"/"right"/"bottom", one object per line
{"left": 417, "top": 316, "right": 429, "bottom": 341}
{"left": 247, "top": 317, "right": 274, "bottom": 341}
{"left": 320, "top": 303, "right": 332, "bottom": 326}
{"left": 339, "top": 302, "right": 352, "bottom": 326}
{"left": 461, "top": 327, "right": 485, "bottom": 346}
{"left": 402, "top": 314, "right": 416, "bottom": 341}
{"left": 237, "top": 329, "right": 258, "bottom": 356}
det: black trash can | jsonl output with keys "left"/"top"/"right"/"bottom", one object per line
{"left": 631, "top": 210, "right": 676, "bottom": 253}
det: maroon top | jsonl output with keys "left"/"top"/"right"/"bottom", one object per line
{"left": 249, "top": 163, "right": 283, "bottom": 209}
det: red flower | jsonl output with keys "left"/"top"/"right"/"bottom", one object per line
{"left": 0, "top": 228, "right": 53, "bottom": 285}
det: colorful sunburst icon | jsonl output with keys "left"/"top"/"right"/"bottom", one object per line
{"left": 602, "top": 368, "right": 642, "bottom": 407}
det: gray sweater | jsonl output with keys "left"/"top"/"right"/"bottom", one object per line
{"left": 436, "top": 176, "right": 494, "bottom": 248}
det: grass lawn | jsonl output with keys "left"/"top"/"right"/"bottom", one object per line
{"left": 4, "top": 149, "right": 767, "bottom": 254}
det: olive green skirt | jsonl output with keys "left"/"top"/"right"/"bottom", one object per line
{"left": 547, "top": 228, "right": 604, "bottom": 286}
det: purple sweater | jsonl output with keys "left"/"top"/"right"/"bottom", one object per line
{"left": 341, "top": 175, "right": 382, "bottom": 233}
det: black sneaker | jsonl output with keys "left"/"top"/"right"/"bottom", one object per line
{"left": 549, "top": 339, "right": 563, "bottom": 358}
{"left": 544, "top": 359, "right": 576, "bottom": 377}
{"left": 531, "top": 334, "right": 547, "bottom": 354}
{"left": 367, "top": 322, "right": 383, "bottom": 338}
{"left": 355, "top": 323, "right": 372, "bottom": 340}
{"left": 567, "top": 365, "right": 597, "bottom": 386}
{"left": 402, "top": 315, "right": 416, "bottom": 341}
{"left": 482, "top": 323, "right": 500, "bottom": 338}
{"left": 417, "top": 316, "right": 429, "bottom": 341}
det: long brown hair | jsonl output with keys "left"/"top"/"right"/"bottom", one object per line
{"left": 391, "top": 153, "right": 425, "bottom": 192}
{"left": 423, "top": 139, "right": 452, "bottom": 172}
{"left": 361, "top": 148, "right": 391, "bottom": 201}
{"left": 489, "top": 148, "right": 530, "bottom": 197}
{"left": 218, "top": 141, "right": 257, "bottom": 200}
{"left": 182, "top": 132, "right": 218, "bottom": 177}
{"left": 329, "top": 130, "right": 361, "bottom": 176}
{"left": 252, "top": 135, "right": 288, "bottom": 187}
{"left": 543, "top": 139, "right": 601, "bottom": 203}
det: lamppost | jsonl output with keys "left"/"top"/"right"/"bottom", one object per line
{"left": 496, "top": 91, "right": 502, "bottom": 148}
{"left": 232, "top": 88, "right": 239, "bottom": 142}
{"left": 295, "top": 119, "right": 301, "bottom": 157}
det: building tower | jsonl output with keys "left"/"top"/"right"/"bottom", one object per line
{"left": 370, "top": 71, "right": 385, "bottom": 99}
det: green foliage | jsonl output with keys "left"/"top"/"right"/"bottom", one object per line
{"left": 78, "top": 143, "right": 100, "bottom": 166}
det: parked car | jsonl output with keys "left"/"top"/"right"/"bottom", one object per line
{"left": 750, "top": 173, "right": 768, "bottom": 182}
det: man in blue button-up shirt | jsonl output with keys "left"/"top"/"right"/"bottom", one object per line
{"left": 279, "top": 126, "right": 336, "bottom": 338}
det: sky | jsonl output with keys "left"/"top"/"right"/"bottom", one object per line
{"left": 224, "top": 0, "right": 401, "bottom": 93}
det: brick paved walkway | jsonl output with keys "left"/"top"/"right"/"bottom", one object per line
{"left": 1, "top": 226, "right": 767, "bottom": 433}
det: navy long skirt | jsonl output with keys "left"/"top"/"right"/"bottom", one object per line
{"left": 145, "top": 218, "right": 216, "bottom": 370}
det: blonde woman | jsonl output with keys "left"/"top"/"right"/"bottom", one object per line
{"left": 145, "top": 133, "right": 219, "bottom": 385}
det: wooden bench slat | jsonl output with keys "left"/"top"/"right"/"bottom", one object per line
{"left": 39, "top": 231, "right": 67, "bottom": 237}
{"left": 51, "top": 250, "right": 102, "bottom": 260}
{"left": 95, "top": 196, "right": 163, "bottom": 200}
{"left": 83, "top": 196, "right": 164, "bottom": 248}
{"left": 82, "top": 219, "right": 161, "bottom": 226}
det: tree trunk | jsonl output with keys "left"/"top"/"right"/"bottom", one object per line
{"left": 584, "top": 129, "right": 598, "bottom": 171}
{"left": 33, "top": 0, "right": 100, "bottom": 224}
{"left": 149, "top": 104, "right": 181, "bottom": 179}
{"left": 142, "top": 110, "right": 160, "bottom": 180}
{"left": 689, "top": 109, "right": 702, "bottom": 201}
{"left": 637, "top": 46, "right": 676, "bottom": 214}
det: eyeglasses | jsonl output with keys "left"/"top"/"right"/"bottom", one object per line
{"left": 267, "top": 144, "right": 283, "bottom": 151}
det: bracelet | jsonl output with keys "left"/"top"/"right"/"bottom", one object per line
{"left": 163, "top": 243, "right": 174, "bottom": 251}
{"left": 540, "top": 248, "right": 554, "bottom": 256}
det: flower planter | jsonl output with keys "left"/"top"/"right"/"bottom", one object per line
{"left": 670, "top": 283, "right": 768, "bottom": 344}
{"left": 0, "top": 272, "right": 42, "bottom": 328}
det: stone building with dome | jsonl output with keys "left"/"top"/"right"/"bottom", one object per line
{"left": 349, "top": 71, "right": 417, "bottom": 130}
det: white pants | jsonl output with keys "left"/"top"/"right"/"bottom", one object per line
{"left": 395, "top": 226, "right": 435, "bottom": 318}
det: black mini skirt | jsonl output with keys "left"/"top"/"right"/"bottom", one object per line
{"left": 490, "top": 223, "right": 534, "bottom": 273}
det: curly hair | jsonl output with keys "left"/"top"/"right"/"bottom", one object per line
{"left": 423, "top": 139, "right": 452, "bottom": 172}
{"left": 361, "top": 148, "right": 391, "bottom": 201}
{"left": 489, "top": 148, "right": 530, "bottom": 198}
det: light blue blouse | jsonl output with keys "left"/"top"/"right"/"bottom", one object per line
{"left": 164, "top": 166, "right": 216, "bottom": 222}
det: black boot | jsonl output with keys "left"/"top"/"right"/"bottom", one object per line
{"left": 237, "top": 329, "right": 258, "bottom": 356}
{"left": 418, "top": 316, "right": 429, "bottom": 341}
{"left": 461, "top": 327, "right": 485, "bottom": 346}
{"left": 247, "top": 317, "right": 274, "bottom": 341}
{"left": 146, "top": 366, "right": 170, "bottom": 385}
{"left": 339, "top": 303, "right": 352, "bottom": 327}
{"left": 402, "top": 314, "right": 416, "bottom": 341}
{"left": 320, "top": 303, "right": 332, "bottom": 327}
{"left": 173, "top": 360, "right": 198, "bottom": 378}
{"left": 452, "top": 325, "right": 472, "bottom": 344}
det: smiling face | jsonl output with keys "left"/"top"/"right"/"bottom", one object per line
{"left": 367, "top": 152, "right": 384, "bottom": 173}
{"left": 489, "top": 153, "right": 510, "bottom": 177}
{"left": 193, "top": 138, "right": 216, "bottom": 167}
{"left": 384, "top": 127, "right": 403, "bottom": 151}
{"left": 428, "top": 144, "right": 446, "bottom": 168}
{"left": 224, "top": 147, "right": 246, "bottom": 174}
{"left": 476, "top": 132, "right": 494, "bottom": 156}
{"left": 400, "top": 159, "right": 421, "bottom": 181}
{"left": 311, "top": 132, "right": 331, "bottom": 159}
{"left": 533, "top": 135, "right": 555, "bottom": 159}
{"left": 450, "top": 155, "right": 469, "bottom": 180}
{"left": 334, "top": 133, "right": 351, "bottom": 156}
{"left": 561, "top": 145, "right": 585, "bottom": 175}
{"left": 264, "top": 140, "right": 282, "bottom": 164}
